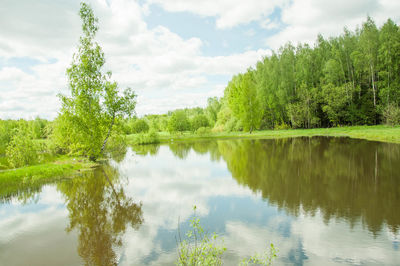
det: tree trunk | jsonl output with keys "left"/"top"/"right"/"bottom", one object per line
{"left": 370, "top": 64, "right": 377, "bottom": 124}
{"left": 371, "top": 64, "right": 377, "bottom": 108}
{"left": 102, "top": 167, "right": 121, "bottom": 205}
{"left": 101, "top": 114, "right": 115, "bottom": 154}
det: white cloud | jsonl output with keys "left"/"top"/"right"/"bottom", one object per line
{"left": 265, "top": 0, "right": 400, "bottom": 49}
{"left": 290, "top": 210, "right": 400, "bottom": 265}
{"left": 260, "top": 18, "right": 280, "bottom": 30}
{"left": 2, "top": 0, "right": 399, "bottom": 119}
{"left": 0, "top": 187, "right": 82, "bottom": 265}
{"left": 2, "top": 147, "right": 400, "bottom": 265}
{"left": 0, "top": 0, "right": 268, "bottom": 119}
{"left": 114, "top": 147, "right": 259, "bottom": 264}
{"left": 147, "top": 0, "right": 288, "bottom": 29}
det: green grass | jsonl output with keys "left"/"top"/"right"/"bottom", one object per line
{"left": 0, "top": 157, "right": 97, "bottom": 201}
{"left": 127, "top": 125, "right": 400, "bottom": 145}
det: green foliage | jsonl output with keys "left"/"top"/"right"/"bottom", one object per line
{"left": 226, "top": 70, "right": 263, "bottom": 132}
{"left": 196, "top": 127, "right": 211, "bottom": 136}
{"left": 191, "top": 114, "right": 210, "bottom": 131}
{"left": 131, "top": 119, "right": 150, "bottom": 133}
{"left": 215, "top": 100, "right": 233, "bottom": 131}
{"left": 224, "top": 117, "right": 242, "bottom": 132}
{"left": 134, "top": 130, "right": 160, "bottom": 145}
{"left": 378, "top": 19, "right": 400, "bottom": 108}
{"left": 0, "top": 161, "right": 84, "bottom": 202}
{"left": 321, "top": 83, "right": 353, "bottom": 126}
{"left": 168, "top": 110, "right": 190, "bottom": 133}
{"left": 29, "top": 117, "right": 49, "bottom": 139}
{"left": 323, "top": 59, "right": 343, "bottom": 86}
{"left": 53, "top": 2, "right": 136, "bottom": 161}
{"left": 274, "top": 121, "right": 290, "bottom": 130}
{"left": 205, "top": 16, "right": 400, "bottom": 131}
{"left": 287, "top": 85, "right": 320, "bottom": 128}
{"left": 240, "top": 244, "right": 277, "bottom": 266}
{"left": 205, "top": 97, "right": 222, "bottom": 126}
{"left": 145, "top": 114, "right": 169, "bottom": 132}
{"left": 6, "top": 126, "right": 40, "bottom": 168}
{"left": 176, "top": 206, "right": 226, "bottom": 266}
{"left": 383, "top": 103, "right": 400, "bottom": 126}
{"left": 0, "top": 119, "right": 49, "bottom": 155}
{"left": 0, "top": 120, "right": 19, "bottom": 155}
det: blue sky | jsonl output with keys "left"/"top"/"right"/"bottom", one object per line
{"left": 145, "top": 5, "right": 284, "bottom": 56}
{"left": 0, "top": 0, "right": 399, "bottom": 119}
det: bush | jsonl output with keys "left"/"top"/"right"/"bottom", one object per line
{"left": 6, "top": 127, "right": 40, "bottom": 168}
{"left": 240, "top": 243, "right": 278, "bottom": 266}
{"left": 274, "top": 121, "right": 290, "bottom": 130}
{"left": 135, "top": 130, "right": 160, "bottom": 145}
{"left": 131, "top": 119, "right": 150, "bottom": 134}
{"left": 168, "top": 110, "right": 190, "bottom": 133}
{"left": 224, "top": 117, "right": 242, "bottom": 132}
{"left": 49, "top": 114, "right": 77, "bottom": 155}
{"left": 191, "top": 114, "right": 209, "bottom": 131}
{"left": 196, "top": 127, "right": 211, "bottom": 136}
{"left": 177, "top": 206, "right": 226, "bottom": 265}
{"left": 383, "top": 103, "right": 400, "bottom": 126}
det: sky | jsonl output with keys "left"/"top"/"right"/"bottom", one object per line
{"left": 0, "top": 0, "right": 399, "bottom": 119}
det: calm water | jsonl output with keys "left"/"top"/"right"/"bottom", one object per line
{"left": 1, "top": 137, "right": 400, "bottom": 265}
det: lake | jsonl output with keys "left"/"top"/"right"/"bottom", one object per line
{"left": 0, "top": 137, "right": 399, "bottom": 265}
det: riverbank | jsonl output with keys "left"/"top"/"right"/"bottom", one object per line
{"left": 0, "top": 157, "right": 98, "bottom": 201}
{"left": 2, "top": 125, "right": 399, "bottom": 199}
{"left": 127, "top": 125, "right": 400, "bottom": 145}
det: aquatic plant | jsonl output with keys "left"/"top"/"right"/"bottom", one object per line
{"left": 176, "top": 206, "right": 226, "bottom": 265}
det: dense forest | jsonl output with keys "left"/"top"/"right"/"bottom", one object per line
{"left": 132, "top": 16, "right": 400, "bottom": 133}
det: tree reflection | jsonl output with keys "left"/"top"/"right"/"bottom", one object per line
{"left": 58, "top": 165, "right": 143, "bottom": 265}
{"left": 168, "top": 142, "right": 192, "bottom": 159}
{"left": 131, "top": 144, "right": 160, "bottom": 156}
{"left": 167, "top": 137, "right": 400, "bottom": 234}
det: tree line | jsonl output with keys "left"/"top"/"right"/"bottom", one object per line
{"left": 223, "top": 17, "right": 400, "bottom": 131}
{"left": 141, "top": 17, "right": 400, "bottom": 133}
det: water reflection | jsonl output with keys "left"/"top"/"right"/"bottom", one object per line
{"left": 1, "top": 137, "right": 399, "bottom": 265}
{"left": 57, "top": 165, "right": 143, "bottom": 265}
{"left": 133, "top": 137, "right": 400, "bottom": 234}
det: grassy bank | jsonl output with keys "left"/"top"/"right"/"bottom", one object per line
{"left": 0, "top": 157, "right": 98, "bottom": 201}
{"left": 127, "top": 125, "right": 400, "bottom": 145}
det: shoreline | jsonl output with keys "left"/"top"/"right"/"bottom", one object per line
{"left": 1, "top": 125, "right": 399, "bottom": 199}
{"left": 0, "top": 157, "right": 99, "bottom": 200}
{"left": 128, "top": 125, "right": 400, "bottom": 145}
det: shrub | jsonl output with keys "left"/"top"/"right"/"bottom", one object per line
{"left": 49, "top": 114, "right": 76, "bottom": 155}
{"left": 135, "top": 130, "right": 160, "bottom": 145}
{"left": 0, "top": 119, "right": 21, "bottom": 155}
{"left": 274, "top": 121, "right": 290, "bottom": 130}
{"left": 177, "top": 206, "right": 226, "bottom": 265}
{"left": 383, "top": 103, "right": 400, "bottom": 126}
{"left": 196, "top": 127, "right": 211, "bottom": 136}
{"left": 131, "top": 119, "right": 150, "bottom": 134}
{"left": 240, "top": 243, "right": 278, "bottom": 266}
{"left": 224, "top": 117, "right": 242, "bottom": 132}
{"left": 191, "top": 114, "right": 210, "bottom": 131}
{"left": 168, "top": 110, "right": 190, "bottom": 133}
{"left": 211, "top": 125, "right": 224, "bottom": 133}
{"left": 6, "top": 127, "right": 40, "bottom": 168}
